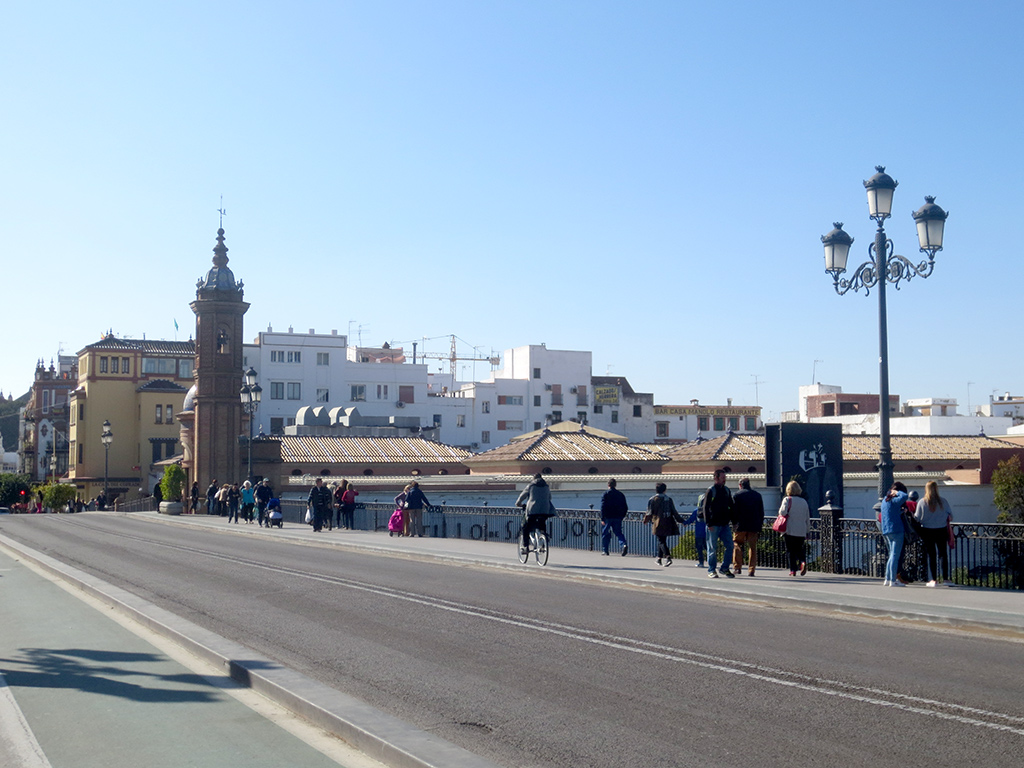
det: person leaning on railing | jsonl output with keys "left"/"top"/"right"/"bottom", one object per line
{"left": 915, "top": 480, "right": 954, "bottom": 587}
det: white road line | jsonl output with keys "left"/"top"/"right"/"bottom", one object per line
{"left": 0, "top": 671, "right": 53, "bottom": 768}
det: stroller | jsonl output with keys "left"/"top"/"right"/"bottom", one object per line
{"left": 266, "top": 498, "right": 284, "bottom": 529}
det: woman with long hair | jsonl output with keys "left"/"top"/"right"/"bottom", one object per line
{"left": 779, "top": 481, "right": 810, "bottom": 576}
{"left": 915, "top": 481, "right": 954, "bottom": 586}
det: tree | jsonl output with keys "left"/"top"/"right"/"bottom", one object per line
{"left": 992, "top": 455, "right": 1024, "bottom": 524}
{"left": 41, "top": 482, "right": 78, "bottom": 511}
{"left": 159, "top": 464, "right": 186, "bottom": 503}
{"left": 0, "top": 473, "right": 31, "bottom": 506}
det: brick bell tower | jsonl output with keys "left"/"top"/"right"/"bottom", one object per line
{"left": 190, "top": 227, "right": 249, "bottom": 498}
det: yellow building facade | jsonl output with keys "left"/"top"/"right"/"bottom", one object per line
{"left": 68, "top": 336, "right": 195, "bottom": 502}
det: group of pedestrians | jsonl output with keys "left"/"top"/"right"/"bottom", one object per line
{"left": 391, "top": 482, "right": 431, "bottom": 537}
{"left": 197, "top": 477, "right": 280, "bottom": 527}
{"left": 306, "top": 478, "right": 361, "bottom": 533}
{"left": 879, "top": 480, "right": 955, "bottom": 587}
{"left": 599, "top": 469, "right": 812, "bottom": 577}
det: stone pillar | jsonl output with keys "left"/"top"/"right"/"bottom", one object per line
{"left": 818, "top": 490, "right": 844, "bottom": 574}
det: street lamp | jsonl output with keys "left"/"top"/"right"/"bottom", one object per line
{"left": 48, "top": 447, "right": 57, "bottom": 485}
{"left": 821, "top": 166, "right": 948, "bottom": 502}
{"left": 240, "top": 367, "right": 262, "bottom": 483}
{"left": 101, "top": 420, "right": 113, "bottom": 506}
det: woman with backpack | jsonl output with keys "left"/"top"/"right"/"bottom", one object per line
{"left": 645, "top": 482, "right": 681, "bottom": 567}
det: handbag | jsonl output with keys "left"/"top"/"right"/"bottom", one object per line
{"left": 772, "top": 497, "right": 790, "bottom": 533}
{"left": 304, "top": 507, "right": 313, "bottom": 524}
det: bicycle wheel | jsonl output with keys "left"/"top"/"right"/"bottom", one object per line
{"left": 532, "top": 530, "right": 549, "bottom": 566}
{"left": 517, "top": 532, "right": 529, "bottom": 564}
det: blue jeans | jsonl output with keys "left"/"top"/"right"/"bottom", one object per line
{"left": 601, "top": 519, "right": 627, "bottom": 554}
{"left": 706, "top": 525, "right": 733, "bottom": 573}
{"left": 884, "top": 532, "right": 904, "bottom": 583}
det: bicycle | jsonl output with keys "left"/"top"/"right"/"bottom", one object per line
{"left": 517, "top": 527, "right": 549, "bottom": 566}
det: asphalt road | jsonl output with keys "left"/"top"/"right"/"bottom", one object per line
{"left": 2, "top": 514, "right": 1022, "bottom": 768}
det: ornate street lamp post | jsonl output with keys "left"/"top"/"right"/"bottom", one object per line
{"left": 239, "top": 367, "right": 262, "bottom": 484}
{"left": 101, "top": 419, "right": 113, "bottom": 506}
{"left": 821, "top": 166, "right": 948, "bottom": 502}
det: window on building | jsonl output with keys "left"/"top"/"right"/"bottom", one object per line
{"left": 166, "top": 405, "right": 174, "bottom": 424}
{"left": 456, "top": 414, "right": 466, "bottom": 427}
{"left": 270, "top": 382, "right": 284, "bottom": 400}
{"left": 42, "top": 390, "right": 50, "bottom": 412}
{"left": 316, "top": 388, "right": 329, "bottom": 403}
{"left": 155, "top": 405, "right": 163, "bottom": 423}
{"left": 728, "top": 417, "right": 739, "bottom": 431}
{"left": 534, "top": 422, "right": 542, "bottom": 430}
{"left": 497, "top": 420, "right": 524, "bottom": 431}
{"left": 271, "top": 350, "right": 284, "bottom": 363}
{"left": 79, "top": 403, "right": 85, "bottom": 420}
{"left": 551, "top": 384, "right": 563, "bottom": 406}
{"left": 551, "top": 410, "right": 562, "bottom": 423}
{"left": 287, "top": 382, "right": 301, "bottom": 400}
{"left": 99, "top": 357, "right": 108, "bottom": 373}
{"left": 481, "top": 401, "right": 490, "bottom": 414}
{"left": 111, "top": 357, "right": 119, "bottom": 373}
{"left": 497, "top": 395, "right": 523, "bottom": 405}
{"left": 611, "top": 411, "right": 619, "bottom": 424}
{"left": 576, "top": 385, "right": 588, "bottom": 406}
{"left": 593, "top": 404, "right": 603, "bottom": 414}
{"left": 351, "top": 385, "right": 366, "bottom": 401}
{"left": 481, "top": 430, "right": 490, "bottom": 444}
{"left": 633, "top": 405, "right": 643, "bottom": 418}
{"left": 123, "top": 357, "right": 131, "bottom": 375}
{"left": 714, "top": 417, "right": 725, "bottom": 431}
{"left": 577, "top": 412, "right": 587, "bottom": 423}
{"left": 839, "top": 402, "right": 859, "bottom": 416}
{"left": 152, "top": 442, "right": 162, "bottom": 463}
{"left": 287, "top": 351, "right": 301, "bottom": 363}
{"left": 534, "top": 395, "right": 541, "bottom": 407}
{"left": 377, "top": 384, "right": 388, "bottom": 400}
{"left": 217, "top": 330, "right": 229, "bottom": 354}
{"left": 656, "top": 422, "right": 669, "bottom": 438}
{"left": 166, "top": 441, "right": 177, "bottom": 458}
{"left": 270, "top": 417, "right": 284, "bottom": 434}
{"left": 143, "top": 358, "right": 177, "bottom": 374}
{"left": 286, "top": 417, "right": 295, "bottom": 427}
{"left": 533, "top": 368, "right": 541, "bottom": 379}
{"left": 317, "top": 352, "right": 330, "bottom": 366}
{"left": 822, "top": 403, "right": 836, "bottom": 417}
{"left": 698, "top": 416, "right": 709, "bottom": 431}
{"left": 433, "top": 414, "right": 442, "bottom": 427}
{"left": 77, "top": 443, "right": 83, "bottom": 464}
{"left": 178, "top": 359, "right": 191, "bottom": 379}
{"left": 745, "top": 417, "right": 757, "bottom": 430}
{"left": 399, "top": 385, "right": 414, "bottom": 404}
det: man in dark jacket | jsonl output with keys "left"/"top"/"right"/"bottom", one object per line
{"left": 307, "top": 478, "right": 332, "bottom": 532}
{"left": 206, "top": 480, "right": 218, "bottom": 515}
{"left": 255, "top": 479, "right": 273, "bottom": 527}
{"left": 702, "top": 469, "right": 735, "bottom": 578}
{"left": 600, "top": 478, "right": 629, "bottom": 556}
{"left": 731, "top": 478, "right": 764, "bottom": 577}
{"left": 405, "top": 481, "right": 431, "bottom": 537}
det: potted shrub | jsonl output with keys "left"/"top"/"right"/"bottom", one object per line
{"left": 158, "top": 464, "right": 186, "bottom": 515}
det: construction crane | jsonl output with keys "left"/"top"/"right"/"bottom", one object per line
{"left": 417, "top": 335, "right": 499, "bottom": 379}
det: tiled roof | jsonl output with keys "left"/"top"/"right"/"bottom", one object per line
{"left": 137, "top": 379, "right": 189, "bottom": 393}
{"left": 510, "top": 422, "right": 628, "bottom": 443}
{"left": 662, "top": 434, "right": 766, "bottom": 462}
{"left": 659, "top": 433, "right": 1007, "bottom": 463}
{"left": 278, "top": 436, "right": 471, "bottom": 464}
{"left": 81, "top": 336, "right": 195, "bottom": 355}
{"left": 466, "top": 431, "right": 666, "bottom": 464}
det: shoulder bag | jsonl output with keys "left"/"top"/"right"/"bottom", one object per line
{"left": 772, "top": 497, "right": 790, "bottom": 533}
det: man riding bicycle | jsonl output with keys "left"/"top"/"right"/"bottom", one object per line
{"left": 516, "top": 473, "right": 557, "bottom": 553}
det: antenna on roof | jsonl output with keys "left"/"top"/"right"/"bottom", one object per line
{"left": 218, "top": 195, "right": 227, "bottom": 228}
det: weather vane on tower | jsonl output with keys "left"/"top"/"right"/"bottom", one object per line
{"left": 218, "top": 195, "right": 227, "bottom": 228}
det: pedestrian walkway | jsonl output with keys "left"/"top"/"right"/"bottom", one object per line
{"left": 135, "top": 510, "right": 1024, "bottom": 638}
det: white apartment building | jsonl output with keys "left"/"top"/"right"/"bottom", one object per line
{"left": 243, "top": 333, "right": 752, "bottom": 449}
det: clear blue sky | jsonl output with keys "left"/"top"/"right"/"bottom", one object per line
{"left": 3, "top": 2, "right": 1020, "bottom": 422}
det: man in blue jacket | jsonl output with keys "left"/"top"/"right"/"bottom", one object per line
{"left": 405, "top": 481, "right": 431, "bottom": 537}
{"left": 600, "top": 478, "right": 629, "bottom": 556}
